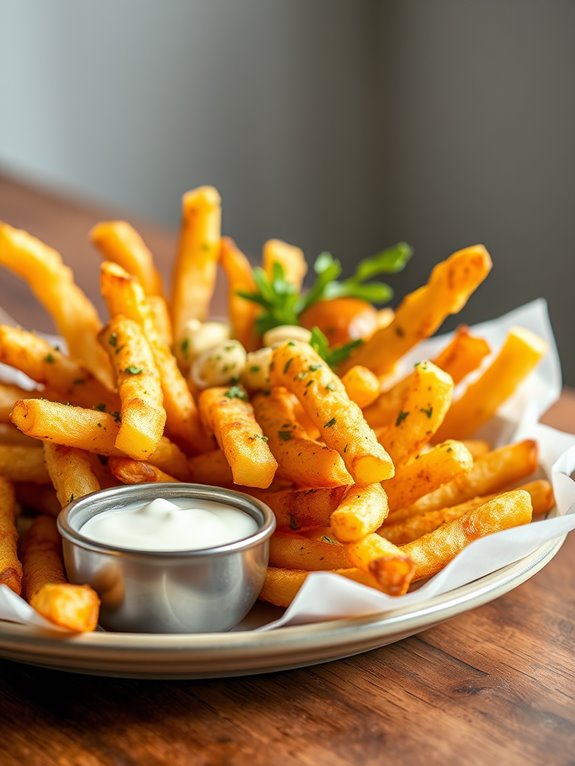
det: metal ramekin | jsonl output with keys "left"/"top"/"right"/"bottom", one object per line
{"left": 57, "top": 483, "right": 275, "bottom": 634}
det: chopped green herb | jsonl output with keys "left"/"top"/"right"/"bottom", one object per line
{"left": 44, "top": 353, "right": 55, "bottom": 364}
{"left": 249, "top": 365, "right": 261, "bottom": 373}
{"left": 420, "top": 405, "right": 433, "bottom": 419}
{"left": 224, "top": 384, "right": 248, "bottom": 401}
{"left": 395, "top": 410, "right": 410, "bottom": 426}
{"left": 324, "top": 417, "right": 337, "bottom": 428}
{"left": 305, "top": 379, "right": 314, "bottom": 388}
{"left": 124, "top": 366, "right": 143, "bottom": 375}
{"left": 395, "top": 326, "right": 405, "bottom": 338}
{"left": 321, "top": 535, "right": 336, "bottom": 544}
{"left": 250, "top": 433, "right": 269, "bottom": 442}
{"left": 94, "top": 403, "right": 106, "bottom": 412}
{"left": 109, "top": 332, "right": 118, "bottom": 348}
{"left": 180, "top": 337, "right": 190, "bottom": 355}
{"left": 283, "top": 358, "right": 293, "bottom": 374}
{"left": 72, "top": 378, "right": 86, "bottom": 386}
{"left": 310, "top": 327, "right": 363, "bottom": 368}
{"left": 278, "top": 429, "right": 293, "bottom": 441}
{"left": 325, "top": 382, "right": 337, "bottom": 392}
{"left": 111, "top": 411, "right": 121, "bottom": 423}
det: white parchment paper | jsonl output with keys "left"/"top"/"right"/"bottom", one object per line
{"left": 0, "top": 300, "right": 573, "bottom": 633}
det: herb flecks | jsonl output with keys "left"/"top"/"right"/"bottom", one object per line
{"left": 324, "top": 417, "right": 337, "bottom": 428}
{"left": 224, "top": 384, "right": 248, "bottom": 401}
{"left": 395, "top": 410, "right": 410, "bottom": 426}
{"left": 278, "top": 429, "right": 293, "bottom": 441}
{"left": 420, "top": 405, "right": 433, "bottom": 419}
{"left": 124, "top": 366, "right": 143, "bottom": 375}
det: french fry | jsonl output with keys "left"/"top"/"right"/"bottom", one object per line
{"left": 263, "top": 239, "right": 307, "bottom": 290}
{"left": 269, "top": 530, "right": 349, "bottom": 571}
{"left": 14, "top": 482, "right": 61, "bottom": 517}
{"left": 220, "top": 237, "right": 260, "bottom": 351}
{"left": 330, "top": 483, "right": 389, "bottom": 543}
{"left": 461, "top": 439, "right": 491, "bottom": 459}
{"left": 43, "top": 443, "right": 101, "bottom": 508}
{"left": 0, "top": 325, "right": 118, "bottom": 411}
{"left": 381, "top": 479, "right": 554, "bottom": 546}
{"left": 252, "top": 388, "right": 351, "bottom": 487}
{"left": 0, "top": 477, "right": 22, "bottom": 594}
{"left": 21, "top": 515, "right": 99, "bottom": 632}
{"left": 388, "top": 439, "right": 538, "bottom": 523}
{"left": 101, "top": 261, "right": 208, "bottom": 453}
{"left": 382, "top": 440, "right": 473, "bottom": 512}
{"left": 0, "top": 422, "right": 40, "bottom": 447}
{"left": 434, "top": 327, "right": 547, "bottom": 441}
{"left": 260, "top": 566, "right": 380, "bottom": 607}
{"left": 248, "top": 485, "right": 348, "bottom": 530}
{"left": 100, "top": 316, "right": 166, "bottom": 459}
{"left": 147, "top": 295, "right": 173, "bottom": 347}
{"left": 90, "top": 220, "right": 164, "bottom": 297}
{"left": 171, "top": 186, "right": 221, "bottom": 338}
{"left": 340, "top": 366, "right": 380, "bottom": 409}
{"left": 270, "top": 341, "right": 394, "bottom": 484}
{"left": 377, "top": 361, "right": 453, "bottom": 466}
{"left": 10, "top": 399, "right": 191, "bottom": 480}
{"left": 0, "top": 383, "right": 38, "bottom": 423}
{"left": 108, "top": 456, "right": 178, "bottom": 485}
{"left": 0, "top": 444, "right": 49, "bottom": 483}
{"left": 187, "top": 449, "right": 234, "bottom": 485}
{"left": 402, "top": 489, "right": 533, "bottom": 581}
{"left": 341, "top": 245, "right": 492, "bottom": 374}
{"left": 0, "top": 224, "right": 113, "bottom": 388}
{"left": 345, "top": 533, "right": 414, "bottom": 596}
{"left": 199, "top": 386, "right": 278, "bottom": 488}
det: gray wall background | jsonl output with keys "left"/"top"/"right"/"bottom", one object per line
{"left": 1, "top": 1, "right": 574, "bottom": 382}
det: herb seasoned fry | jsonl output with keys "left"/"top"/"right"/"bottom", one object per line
{"left": 330, "top": 483, "right": 389, "bottom": 543}
{"left": 345, "top": 533, "right": 414, "bottom": 596}
{"left": 269, "top": 531, "right": 348, "bottom": 571}
{"left": 108, "top": 456, "right": 179, "bottom": 484}
{"left": 43, "top": 443, "right": 101, "bottom": 508}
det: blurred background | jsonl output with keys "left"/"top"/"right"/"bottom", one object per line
{"left": 1, "top": 0, "right": 574, "bottom": 380}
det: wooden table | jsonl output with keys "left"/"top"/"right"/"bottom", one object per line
{"left": 0, "top": 172, "right": 574, "bottom": 765}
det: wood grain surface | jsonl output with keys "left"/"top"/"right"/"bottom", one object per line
{"left": 0, "top": 172, "right": 573, "bottom": 766}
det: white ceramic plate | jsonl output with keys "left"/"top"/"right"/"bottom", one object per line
{"left": 0, "top": 535, "right": 564, "bottom": 679}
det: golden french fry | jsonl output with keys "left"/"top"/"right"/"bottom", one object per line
{"left": 377, "top": 361, "right": 453, "bottom": 466}
{"left": 90, "top": 220, "right": 164, "bottom": 297}
{"left": 0, "top": 224, "right": 113, "bottom": 388}
{"left": 381, "top": 479, "right": 554, "bottom": 546}
{"left": 388, "top": 439, "right": 539, "bottom": 523}
{"left": 108, "top": 456, "right": 178, "bottom": 484}
{"left": 402, "top": 489, "right": 533, "bottom": 581}
{"left": 0, "top": 383, "right": 39, "bottom": 423}
{"left": 260, "top": 566, "right": 380, "bottom": 607}
{"left": 187, "top": 449, "right": 234, "bottom": 485}
{"left": 269, "top": 530, "right": 349, "bottom": 571}
{"left": 340, "top": 366, "right": 380, "bottom": 408}
{"left": 199, "top": 386, "right": 278, "bottom": 488}
{"left": 171, "top": 186, "right": 221, "bottom": 338}
{"left": 383, "top": 440, "right": 473, "bottom": 512}
{"left": 345, "top": 533, "right": 414, "bottom": 595}
{"left": 0, "top": 420, "right": 42, "bottom": 448}
{"left": 0, "top": 477, "right": 22, "bottom": 594}
{"left": 14, "top": 482, "right": 61, "bottom": 517}
{"left": 10, "top": 399, "right": 190, "bottom": 480}
{"left": 43, "top": 443, "right": 101, "bottom": 508}
{"left": 270, "top": 341, "right": 394, "bottom": 484}
{"left": 21, "top": 515, "right": 100, "bottom": 631}
{"left": 252, "top": 388, "right": 351, "bottom": 487}
{"left": 434, "top": 327, "right": 547, "bottom": 441}
{"left": 461, "top": 439, "right": 492, "bottom": 459}
{"left": 220, "top": 237, "right": 260, "bottom": 351}
{"left": 248, "top": 485, "right": 348, "bottom": 530}
{"left": 100, "top": 316, "right": 166, "bottom": 459}
{"left": 330, "top": 483, "right": 389, "bottom": 543}
{"left": 341, "top": 245, "right": 492, "bottom": 375}
{"left": 148, "top": 296, "right": 173, "bottom": 348}
{"left": 101, "top": 261, "right": 209, "bottom": 453}
{"left": 0, "top": 443, "right": 49, "bottom": 483}
{"left": 263, "top": 239, "right": 307, "bottom": 290}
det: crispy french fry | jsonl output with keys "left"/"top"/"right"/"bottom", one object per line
{"left": 461, "top": 439, "right": 491, "bottom": 459}
{"left": 21, "top": 515, "right": 99, "bottom": 631}
{"left": 14, "top": 482, "right": 61, "bottom": 517}
{"left": 377, "top": 361, "right": 453, "bottom": 466}
{"left": 260, "top": 566, "right": 380, "bottom": 607}
{"left": 402, "top": 489, "right": 533, "bottom": 581}
{"left": 341, "top": 245, "right": 492, "bottom": 374}
{"left": 0, "top": 325, "right": 118, "bottom": 411}
{"left": 43, "top": 443, "right": 101, "bottom": 508}
{"left": 330, "top": 483, "right": 389, "bottom": 543}
{"left": 0, "top": 443, "right": 49, "bottom": 483}
{"left": 382, "top": 440, "right": 473, "bottom": 512}
{"left": 252, "top": 388, "right": 351, "bottom": 487}
{"left": 381, "top": 479, "right": 554, "bottom": 545}
{"left": 263, "top": 239, "right": 307, "bottom": 290}
{"left": 0, "top": 477, "right": 22, "bottom": 594}
{"left": 388, "top": 439, "right": 538, "bottom": 523}
{"left": 90, "top": 220, "right": 164, "bottom": 297}
{"left": 434, "top": 327, "right": 547, "bottom": 441}
{"left": 108, "top": 456, "right": 178, "bottom": 484}
{"left": 147, "top": 295, "right": 173, "bottom": 348}
{"left": 199, "top": 386, "right": 278, "bottom": 488}
{"left": 269, "top": 531, "right": 349, "bottom": 571}
{"left": 0, "top": 224, "right": 113, "bottom": 388}
{"left": 220, "top": 237, "right": 260, "bottom": 351}
{"left": 10, "top": 399, "right": 190, "bottom": 480}
{"left": 270, "top": 341, "right": 394, "bottom": 484}
{"left": 248, "top": 485, "right": 348, "bottom": 530}
{"left": 0, "top": 383, "right": 38, "bottom": 423}
{"left": 340, "top": 366, "right": 380, "bottom": 409}
{"left": 345, "top": 533, "right": 414, "bottom": 595}
{"left": 187, "top": 449, "right": 233, "bottom": 485}
{"left": 171, "top": 187, "right": 221, "bottom": 338}
{"left": 101, "top": 261, "right": 209, "bottom": 453}
{"left": 100, "top": 316, "right": 166, "bottom": 459}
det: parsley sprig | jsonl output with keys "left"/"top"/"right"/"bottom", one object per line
{"left": 236, "top": 242, "right": 412, "bottom": 335}
{"left": 309, "top": 327, "right": 363, "bottom": 368}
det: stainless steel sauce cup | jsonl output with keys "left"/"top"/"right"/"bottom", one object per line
{"left": 57, "top": 483, "right": 275, "bottom": 634}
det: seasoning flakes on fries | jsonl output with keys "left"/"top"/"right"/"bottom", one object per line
{"left": 0, "top": 185, "right": 553, "bottom": 629}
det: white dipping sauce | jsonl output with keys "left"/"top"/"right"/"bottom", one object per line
{"left": 81, "top": 498, "right": 258, "bottom": 552}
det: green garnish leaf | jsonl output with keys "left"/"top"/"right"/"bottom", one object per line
{"left": 44, "top": 353, "right": 55, "bottom": 364}
{"left": 310, "top": 327, "right": 363, "bottom": 369}
{"left": 278, "top": 429, "right": 294, "bottom": 441}
{"left": 124, "top": 366, "right": 143, "bottom": 375}
{"left": 109, "top": 332, "right": 118, "bottom": 348}
{"left": 224, "top": 384, "right": 249, "bottom": 401}
{"left": 395, "top": 410, "right": 410, "bottom": 426}
{"left": 324, "top": 417, "right": 337, "bottom": 428}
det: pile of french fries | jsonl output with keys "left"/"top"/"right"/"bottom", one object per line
{"left": 0, "top": 186, "right": 553, "bottom": 631}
